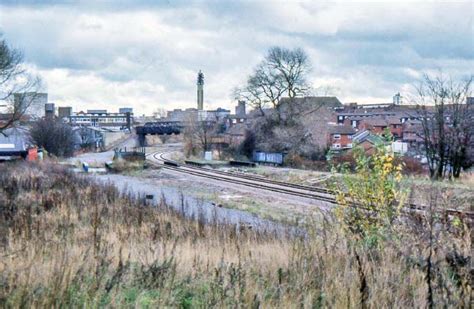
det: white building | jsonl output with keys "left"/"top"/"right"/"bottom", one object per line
{"left": 67, "top": 109, "right": 133, "bottom": 130}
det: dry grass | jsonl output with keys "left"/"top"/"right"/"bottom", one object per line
{"left": 0, "top": 162, "right": 471, "bottom": 308}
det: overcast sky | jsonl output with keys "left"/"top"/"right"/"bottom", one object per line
{"left": 0, "top": 0, "right": 472, "bottom": 115}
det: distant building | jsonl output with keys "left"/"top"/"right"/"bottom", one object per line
{"left": 45, "top": 103, "right": 55, "bottom": 119}
{"left": 235, "top": 100, "right": 246, "bottom": 116}
{"left": 13, "top": 92, "right": 48, "bottom": 118}
{"left": 350, "top": 130, "right": 386, "bottom": 155}
{"left": 198, "top": 107, "right": 230, "bottom": 121}
{"left": 67, "top": 109, "right": 133, "bottom": 130}
{"left": 119, "top": 107, "right": 133, "bottom": 114}
{"left": 167, "top": 108, "right": 199, "bottom": 122}
{"left": 87, "top": 109, "right": 107, "bottom": 114}
{"left": 327, "top": 125, "right": 356, "bottom": 150}
{"left": 58, "top": 106, "right": 72, "bottom": 119}
{"left": 393, "top": 92, "right": 402, "bottom": 105}
{"left": 224, "top": 101, "right": 247, "bottom": 127}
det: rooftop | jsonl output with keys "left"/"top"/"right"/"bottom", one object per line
{"left": 328, "top": 125, "right": 357, "bottom": 135}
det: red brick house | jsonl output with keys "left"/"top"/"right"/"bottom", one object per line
{"left": 327, "top": 125, "right": 356, "bottom": 150}
{"left": 359, "top": 118, "right": 389, "bottom": 134}
{"left": 386, "top": 117, "right": 403, "bottom": 139}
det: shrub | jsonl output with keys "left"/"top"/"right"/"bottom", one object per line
{"left": 30, "top": 119, "right": 75, "bottom": 157}
{"left": 329, "top": 151, "right": 357, "bottom": 171}
{"left": 396, "top": 156, "right": 425, "bottom": 175}
{"left": 332, "top": 144, "right": 406, "bottom": 241}
{"left": 283, "top": 152, "right": 304, "bottom": 167}
{"left": 238, "top": 130, "right": 256, "bottom": 159}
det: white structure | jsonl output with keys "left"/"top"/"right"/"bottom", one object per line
{"left": 391, "top": 141, "right": 408, "bottom": 154}
{"left": 67, "top": 109, "right": 133, "bottom": 130}
{"left": 393, "top": 93, "right": 403, "bottom": 105}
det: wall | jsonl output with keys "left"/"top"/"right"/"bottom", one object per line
{"left": 145, "top": 134, "right": 183, "bottom": 146}
{"left": 330, "top": 134, "right": 352, "bottom": 149}
{"left": 389, "top": 124, "right": 403, "bottom": 139}
{"left": 102, "top": 131, "right": 129, "bottom": 148}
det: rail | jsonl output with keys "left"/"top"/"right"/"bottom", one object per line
{"left": 147, "top": 151, "right": 474, "bottom": 222}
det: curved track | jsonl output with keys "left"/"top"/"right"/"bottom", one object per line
{"left": 147, "top": 150, "right": 474, "bottom": 221}
{"left": 148, "top": 151, "right": 337, "bottom": 204}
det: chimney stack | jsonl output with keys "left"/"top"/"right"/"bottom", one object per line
{"left": 197, "top": 70, "right": 204, "bottom": 110}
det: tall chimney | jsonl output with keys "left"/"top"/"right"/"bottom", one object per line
{"left": 197, "top": 70, "right": 204, "bottom": 110}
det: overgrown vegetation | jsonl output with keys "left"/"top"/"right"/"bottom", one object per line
{"left": 333, "top": 144, "right": 405, "bottom": 241}
{"left": 30, "top": 118, "right": 76, "bottom": 157}
{"left": 0, "top": 163, "right": 471, "bottom": 307}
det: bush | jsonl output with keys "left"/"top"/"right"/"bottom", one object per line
{"left": 332, "top": 145, "right": 406, "bottom": 240}
{"left": 330, "top": 151, "right": 357, "bottom": 171}
{"left": 238, "top": 130, "right": 256, "bottom": 159}
{"left": 283, "top": 152, "right": 305, "bottom": 167}
{"left": 30, "top": 119, "right": 75, "bottom": 157}
{"left": 396, "top": 156, "right": 425, "bottom": 175}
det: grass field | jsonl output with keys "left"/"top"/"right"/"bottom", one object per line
{"left": 0, "top": 162, "right": 471, "bottom": 307}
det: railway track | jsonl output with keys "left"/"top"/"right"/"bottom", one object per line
{"left": 147, "top": 151, "right": 474, "bottom": 221}
{"left": 180, "top": 156, "right": 330, "bottom": 194}
{"left": 148, "top": 151, "right": 337, "bottom": 204}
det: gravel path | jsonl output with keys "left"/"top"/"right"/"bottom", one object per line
{"left": 93, "top": 173, "right": 297, "bottom": 234}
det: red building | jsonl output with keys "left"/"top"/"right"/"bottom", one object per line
{"left": 327, "top": 125, "right": 356, "bottom": 150}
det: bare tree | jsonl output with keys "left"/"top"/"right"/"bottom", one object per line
{"left": 0, "top": 36, "right": 42, "bottom": 134}
{"left": 232, "top": 85, "right": 266, "bottom": 116}
{"left": 76, "top": 127, "right": 100, "bottom": 150}
{"left": 266, "top": 47, "right": 311, "bottom": 98}
{"left": 414, "top": 73, "right": 473, "bottom": 179}
{"left": 30, "top": 119, "right": 75, "bottom": 157}
{"left": 234, "top": 46, "right": 311, "bottom": 122}
{"left": 182, "top": 112, "right": 218, "bottom": 157}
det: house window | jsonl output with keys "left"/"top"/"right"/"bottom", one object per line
{"left": 351, "top": 120, "right": 357, "bottom": 128}
{"left": 333, "top": 134, "right": 341, "bottom": 139}
{"left": 347, "top": 143, "right": 353, "bottom": 148}
{"left": 333, "top": 143, "right": 341, "bottom": 149}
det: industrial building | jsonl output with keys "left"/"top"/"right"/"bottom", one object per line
{"left": 13, "top": 92, "right": 48, "bottom": 118}
{"left": 61, "top": 108, "right": 133, "bottom": 130}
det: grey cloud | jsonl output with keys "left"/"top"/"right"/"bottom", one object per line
{"left": 0, "top": 1, "right": 472, "bottom": 114}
